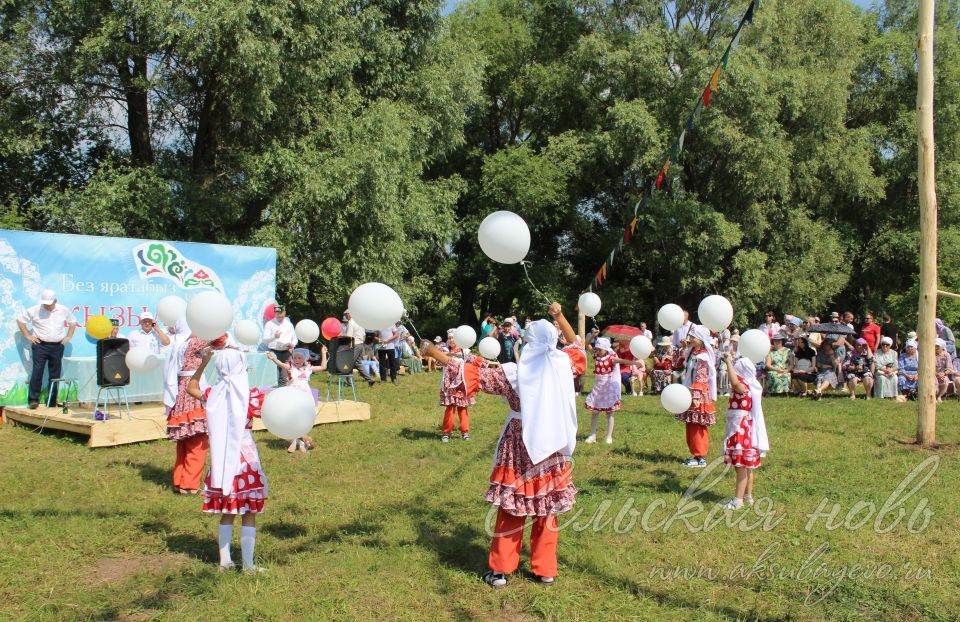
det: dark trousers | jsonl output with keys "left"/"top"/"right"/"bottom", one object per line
{"left": 29, "top": 342, "right": 64, "bottom": 405}
{"left": 353, "top": 344, "right": 373, "bottom": 381}
{"left": 378, "top": 348, "right": 398, "bottom": 382}
{"left": 271, "top": 349, "right": 291, "bottom": 386}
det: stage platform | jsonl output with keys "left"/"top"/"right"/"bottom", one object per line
{"left": 3, "top": 400, "right": 371, "bottom": 448}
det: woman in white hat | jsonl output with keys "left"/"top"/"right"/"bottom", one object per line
{"left": 652, "top": 337, "right": 674, "bottom": 393}
{"left": 873, "top": 336, "right": 899, "bottom": 398}
{"left": 898, "top": 340, "right": 919, "bottom": 399}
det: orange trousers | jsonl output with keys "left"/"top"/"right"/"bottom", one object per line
{"left": 685, "top": 423, "right": 709, "bottom": 458}
{"left": 488, "top": 508, "right": 559, "bottom": 577}
{"left": 173, "top": 434, "right": 208, "bottom": 491}
{"left": 442, "top": 405, "right": 470, "bottom": 434}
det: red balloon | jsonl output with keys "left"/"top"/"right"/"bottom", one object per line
{"left": 262, "top": 300, "right": 277, "bottom": 322}
{"left": 321, "top": 317, "right": 342, "bottom": 340}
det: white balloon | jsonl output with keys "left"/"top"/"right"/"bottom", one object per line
{"left": 348, "top": 282, "right": 404, "bottom": 331}
{"left": 479, "top": 336, "right": 501, "bottom": 360}
{"left": 295, "top": 319, "right": 320, "bottom": 343}
{"left": 739, "top": 329, "right": 771, "bottom": 364}
{"left": 125, "top": 348, "right": 159, "bottom": 373}
{"left": 477, "top": 211, "right": 531, "bottom": 264}
{"left": 578, "top": 292, "right": 602, "bottom": 317}
{"left": 260, "top": 386, "right": 317, "bottom": 440}
{"left": 657, "top": 304, "right": 685, "bottom": 332}
{"left": 629, "top": 335, "right": 654, "bottom": 359}
{"left": 156, "top": 295, "right": 187, "bottom": 325}
{"left": 185, "top": 291, "right": 234, "bottom": 340}
{"left": 697, "top": 295, "right": 734, "bottom": 332}
{"left": 453, "top": 325, "right": 477, "bottom": 349}
{"left": 234, "top": 319, "right": 261, "bottom": 346}
{"left": 660, "top": 383, "right": 692, "bottom": 414}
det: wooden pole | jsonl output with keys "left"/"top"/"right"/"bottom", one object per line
{"left": 578, "top": 311, "right": 586, "bottom": 345}
{"left": 916, "top": 0, "right": 938, "bottom": 446}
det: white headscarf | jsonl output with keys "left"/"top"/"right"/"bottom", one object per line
{"left": 733, "top": 356, "right": 769, "bottom": 456}
{"left": 162, "top": 318, "right": 194, "bottom": 409}
{"left": 206, "top": 348, "right": 250, "bottom": 495}
{"left": 687, "top": 324, "right": 717, "bottom": 401}
{"left": 517, "top": 320, "right": 578, "bottom": 464}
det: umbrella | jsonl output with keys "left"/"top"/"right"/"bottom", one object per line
{"left": 805, "top": 322, "right": 856, "bottom": 336}
{"left": 602, "top": 324, "right": 642, "bottom": 340}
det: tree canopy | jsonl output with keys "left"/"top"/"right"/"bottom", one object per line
{"left": 2, "top": 0, "right": 958, "bottom": 331}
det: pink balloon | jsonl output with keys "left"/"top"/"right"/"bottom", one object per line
{"left": 262, "top": 300, "right": 277, "bottom": 322}
{"left": 321, "top": 317, "right": 342, "bottom": 340}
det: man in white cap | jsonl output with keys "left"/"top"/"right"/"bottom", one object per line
{"left": 16, "top": 289, "right": 78, "bottom": 408}
{"left": 260, "top": 304, "right": 296, "bottom": 386}
{"left": 126, "top": 312, "right": 171, "bottom": 355}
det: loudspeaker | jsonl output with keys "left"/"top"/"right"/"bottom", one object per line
{"left": 327, "top": 337, "right": 355, "bottom": 375}
{"left": 96, "top": 338, "right": 130, "bottom": 387}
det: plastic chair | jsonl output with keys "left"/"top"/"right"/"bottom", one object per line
{"left": 325, "top": 374, "right": 357, "bottom": 402}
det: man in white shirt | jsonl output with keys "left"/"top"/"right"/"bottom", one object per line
{"left": 671, "top": 311, "right": 693, "bottom": 350}
{"left": 126, "top": 312, "right": 171, "bottom": 355}
{"left": 260, "top": 304, "right": 297, "bottom": 386}
{"left": 16, "top": 289, "right": 78, "bottom": 408}
{"left": 343, "top": 310, "right": 376, "bottom": 386}
{"left": 640, "top": 322, "right": 653, "bottom": 341}
{"left": 377, "top": 323, "right": 401, "bottom": 385}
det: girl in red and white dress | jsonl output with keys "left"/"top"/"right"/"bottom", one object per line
{"left": 720, "top": 353, "right": 769, "bottom": 510}
{"left": 677, "top": 325, "right": 717, "bottom": 468}
{"left": 266, "top": 348, "right": 319, "bottom": 452}
{"left": 421, "top": 302, "right": 586, "bottom": 588}
{"left": 584, "top": 337, "right": 635, "bottom": 445}
{"left": 187, "top": 344, "right": 268, "bottom": 573}
{"left": 439, "top": 331, "right": 472, "bottom": 442}
{"left": 162, "top": 319, "right": 209, "bottom": 495}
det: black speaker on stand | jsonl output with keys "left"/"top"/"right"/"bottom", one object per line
{"left": 96, "top": 338, "right": 130, "bottom": 387}
{"left": 326, "top": 337, "right": 355, "bottom": 375}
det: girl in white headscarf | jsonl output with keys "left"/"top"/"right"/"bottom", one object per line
{"left": 187, "top": 343, "right": 268, "bottom": 573}
{"left": 677, "top": 324, "right": 717, "bottom": 468}
{"left": 163, "top": 319, "right": 210, "bottom": 495}
{"left": 420, "top": 302, "right": 587, "bottom": 588}
{"left": 584, "top": 337, "right": 637, "bottom": 445}
{"left": 720, "top": 353, "right": 769, "bottom": 510}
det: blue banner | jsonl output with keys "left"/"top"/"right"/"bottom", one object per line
{"left": 0, "top": 230, "right": 276, "bottom": 399}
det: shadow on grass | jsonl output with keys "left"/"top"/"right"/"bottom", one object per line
{"left": 399, "top": 427, "right": 439, "bottom": 441}
{"left": 408, "top": 505, "right": 488, "bottom": 575}
{"left": 0, "top": 508, "right": 133, "bottom": 520}
{"left": 643, "top": 469, "right": 724, "bottom": 503}
{"left": 107, "top": 460, "right": 171, "bottom": 488}
{"left": 166, "top": 533, "right": 218, "bottom": 563}
{"left": 261, "top": 521, "right": 308, "bottom": 539}
{"left": 612, "top": 447, "right": 678, "bottom": 463}
{"left": 264, "top": 437, "right": 295, "bottom": 451}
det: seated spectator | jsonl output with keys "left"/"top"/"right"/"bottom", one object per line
{"left": 652, "top": 337, "right": 674, "bottom": 393}
{"left": 421, "top": 339, "right": 437, "bottom": 372}
{"left": 759, "top": 311, "right": 781, "bottom": 340}
{"left": 813, "top": 339, "right": 841, "bottom": 400}
{"left": 844, "top": 338, "right": 875, "bottom": 400}
{"left": 764, "top": 331, "right": 793, "bottom": 395}
{"left": 614, "top": 338, "right": 637, "bottom": 395}
{"left": 935, "top": 338, "right": 955, "bottom": 402}
{"left": 629, "top": 358, "right": 646, "bottom": 396}
{"left": 873, "top": 336, "right": 898, "bottom": 398}
{"left": 936, "top": 318, "right": 956, "bottom": 356}
{"left": 359, "top": 338, "right": 380, "bottom": 379}
{"left": 400, "top": 336, "right": 423, "bottom": 374}
{"left": 791, "top": 337, "right": 817, "bottom": 395}
{"left": 898, "top": 339, "right": 919, "bottom": 400}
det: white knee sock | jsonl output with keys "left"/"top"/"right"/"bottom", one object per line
{"left": 240, "top": 525, "right": 256, "bottom": 569}
{"left": 606, "top": 414, "right": 615, "bottom": 440}
{"left": 589, "top": 412, "right": 599, "bottom": 436}
{"left": 218, "top": 524, "right": 233, "bottom": 566}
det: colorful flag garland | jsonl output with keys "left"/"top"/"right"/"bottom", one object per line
{"left": 586, "top": 1, "right": 756, "bottom": 294}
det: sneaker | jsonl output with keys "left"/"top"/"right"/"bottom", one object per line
{"left": 482, "top": 571, "right": 507, "bottom": 588}
{"left": 604, "top": 437, "right": 613, "bottom": 445}
{"left": 719, "top": 497, "right": 745, "bottom": 510}
{"left": 242, "top": 565, "right": 267, "bottom": 575}
{"left": 631, "top": 391, "right": 638, "bottom": 397}
{"left": 682, "top": 457, "right": 706, "bottom": 468}
{"left": 368, "top": 379, "right": 376, "bottom": 387}
{"left": 537, "top": 575, "right": 555, "bottom": 585}
{"left": 218, "top": 562, "right": 236, "bottom": 573}
{"left": 638, "top": 391, "right": 643, "bottom": 396}
{"left": 441, "top": 434, "right": 450, "bottom": 443}
{"left": 584, "top": 435, "right": 597, "bottom": 444}
{"left": 697, "top": 457, "right": 707, "bottom": 467}
{"left": 743, "top": 494, "right": 755, "bottom": 506}
{"left": 461, "top": 432, "right": 471, "bottom": 441}
{"left": 391, "top": 379, "right": 399, "bottom": 385}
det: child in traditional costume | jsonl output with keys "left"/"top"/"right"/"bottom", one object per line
{"left": 439, "top": 338, "right": 475, "bottom": 442}
{"left": 677, "top": 325, "right": 717, "bottom": 468}
{"left": 187, "top": 345, "right": 268, "bottom": 574}
{"left": 421, "top": 302, "right": 586, "bottom": 587}
{"left": 162, "top": 319, "right": 209, "bottom": 495}
{"left": 720, "top": 353, "right": 769, "bottom": 509}
{"left": 584, "top": 337, "right": 636, "bottom": 445}
{"left": 266, "top": 348, "right": 318, "bottom": 452}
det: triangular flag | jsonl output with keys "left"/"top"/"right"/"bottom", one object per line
{"left": 703, "top": 84, "right": 712, "bottom": 108}
{"left": 722, "top": 43, "right": 732, "bottom": 69}
{"left": 630, "top": 217, "right": 638, "bottom": 235}
{"left": 677, "top": 129, "right": 686, "bottom": 152}
{"left": 710, "top": 66, "right": 721, "bottom": 93}
{"left": 670, "top": 141, "right": 680, "bottom": 161}
{"left": 663, "top": 159, "right": 671, "bottom": 176}
{"left": 602, "top": 263, "right": 608, "bottom": 279}
{"left": 743, "top": 1, "right": 755, "bottom": 24}
{"left": 623, "top": 227, "right": 631, "bottom": 244}
{"left": 686, "top": 115, "right": 695, "bottom": 132}
{"left": 609, "top": 250, "right": 615, "bottom": 267}
{"left": 632, "top": 198, "right": 642, "bottom": 216}
{"left": 656, "top": 169, "right": 665, "bottom": 190}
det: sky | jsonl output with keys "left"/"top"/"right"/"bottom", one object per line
{"left": 444, "top": 0, "right": 879, "bottom": 16}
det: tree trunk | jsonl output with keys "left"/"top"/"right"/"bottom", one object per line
{"left": 115, "top": 55, "right": 154, "bottom": 166}
{"left": 193, "top": 72, "right": 222, "bottom": 183}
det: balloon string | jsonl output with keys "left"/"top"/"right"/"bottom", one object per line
{"left": 521, "top": 261, "right": 552, "bottom": 306}
{"left": 404, "top": 315, "right": 424, "bottom": 343}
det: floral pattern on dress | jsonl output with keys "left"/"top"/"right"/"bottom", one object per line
{"left": 676, "top": 349, "right": 716, "bottom": 426}
{"left": 764, "top": 348, "right": 791, "bottom": 394}
{"left": 585, "top": 354, "right": 621, "bottom": 412}
{"left": 167, "top": 337, "right": 208, "bottom": 441}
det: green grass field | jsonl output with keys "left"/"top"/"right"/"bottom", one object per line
{"left": 1, "top": 371, "right": 958, "bottom": 621}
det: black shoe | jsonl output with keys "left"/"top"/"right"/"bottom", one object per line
{"left": 28, "top": 402, "right": 39, "bottom": 410}
{"left": 391, "top": 379, "right": 398, "bottom": 385}
{"left": 368, "top": 380, "right": 376, "bottom": 387}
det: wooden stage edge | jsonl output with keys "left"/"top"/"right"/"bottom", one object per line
{"left": 3, "top": 400, "right": 371, "bottom": 448}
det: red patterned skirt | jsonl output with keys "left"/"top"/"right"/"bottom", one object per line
{"left": 167, "top": 376, "right": 207, "bottom": 441}
{"left": 486, "top": 419, "right": 577, "bottom": 517}
{"left": 440, "top": 358, "right": 476, "bottom": 407}
{"left": 675, "top": 382, "right": 716, "bottom": 426}
{"left": 723, "top": 410, "right": 761, "bottom": 469}
{"left": 202, "top": 436, "right": 268, "bottom": 514}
